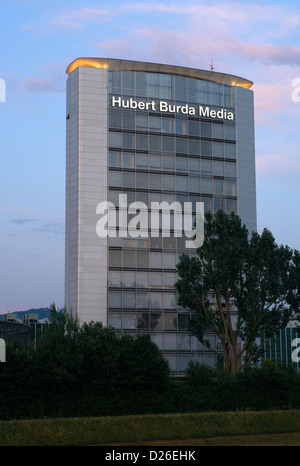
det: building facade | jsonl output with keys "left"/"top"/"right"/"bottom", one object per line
{"left": 65, "top": 58, "right": 257, "bottom": 374}
{"left": 261, "top": 321, "right": 300, "bottom": 373}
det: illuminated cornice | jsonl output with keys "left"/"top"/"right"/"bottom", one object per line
{"left": 66, "top": 57, "right": 253, "bottom": 89}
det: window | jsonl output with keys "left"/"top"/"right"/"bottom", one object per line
{"left": 176, "top": 137, "right": 187, "bottom": 154}
{"left": 123, "top": 291, "right": 136, "bottom": 309}
{"left": 213, "top": 141, "right": 224, "bottom": 158}
{"left": 136, "top": 293, "right": 149, "bottom": 309}
{"left": 176, "top": 156, "right": 188, "bottom": 173}
{"left": 162, "top": 135, "right": 175, "bottom": 153}
{"left": 224, "top": 123, "right": 235, "bottom": 140}
{"left": 109, "top": 151, "right": 121, "bottom": 168}
{"left": 213, "top": 160, "right": 224, "bottom": 177}
{"left": 136, "top": 271, "right": 149, "bottom": 288}
{"left": 225, "top": 143, "right": 236, "bottom": 158}
{"left": 109, "top": 270, "right": 122, "bottom": 287}
{"left": 109, "top": 111, "right": 121, "bottom": 128}
{"left": 163, "top": 155, "right": 175, "bottom": 172}
{"left": 201, "top": 122, "right": 211, "bottom": 138}
{"left": 176, "top": 175, "right": 188, "bottom": 192}
{"left": 149, "top": 116, "right": 161, "bottom": 132}
{"left": 163, "top": 174, "right": 175, "bottom": 191}
{"left": 162, "top": 118, "right": 175, "bottom": 134}
{"left": 161, "top": 74, "right": 173, "bottom": 99}
{"left": 214, "top": 197, "right": 225, "bottom": 211}
{"left": 212, "top": 122, "right": 223, "bottom": 139}
{"left": 109, "top": 313, "right": 121, "bottom": 329}
{"left": 225, "top": 161, "right": 236, "bottom": 177}
{"left": 201, "top": 159, "right": 212, "bottom": 175}
{"left": 109, "top": 291, "right": 122, "bottom": 308}
{"left": 123, "top": 313, "right": 136, "bottom": 329}
{"left": 109, "top": 249, "right": 122, "bottom": 267}
{"left": 149, "top": 135, "right": 161, "bottom": 152}
{"left": 189, "top": 176, "right": 200, "bottom": 193}
{"left": 151, "top": 313, "right": 163, "bottom": 330}
{"left": 123, "top": 171, "right": 135, "bottom": 188}
{"left": 136, "top": 172, "right": 148, "bottom": 189}
{"left": 123, "top": 133, "right": 135, "bottom": 150}
{"left": 109, "top": 132, "right": 121, "bottom": 148}
{"left": 176, "top": 119, "right": 187, "bottom": 135}
{"left": 136, "top": 134, "right": 148, "bottom": 151}
{"left": 150, "top": 292, "right": 163, "bottom": 309}
{"left": 150, "top": 251, "right": 162, "bottom": 268}
{"left": 227, "top": 180, "right": 236, "bottom": 196}
{"left": 201, "top": 140, "right": 212, "bottom": 156}
{"left": 163, "top": 252, "right": 176, "bottom": 269}
{"left": 201, "top": 178, "right": 212, "bottom": 194}
{"left": 164, "top": 293, "right": 177, "bottom": 308}
{"left": 150, "top": 173, "right": 162, "bottom": 190}
{"left": 136, "top": 114, "right": 148, "bottom": 131}
{"left": 123, "top": 271, "right": 136, "bottom": 287}
{"left": 215, "top": 180, "right": 225, "bottom": 195}
{"left": 137, "top": 313, "right": 149, "bottom": 329}
{"left": 122, "top": 152, "right": 135, "bottom": 169}
{"left": 189, "top": 139, "right": 200, "bottom": 156}
{"left": 149, "top": 272, "right": 163, "bottom": 288}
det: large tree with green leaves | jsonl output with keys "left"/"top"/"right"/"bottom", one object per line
{"left": 176, "top": 210, "right": 300, "bottom": 374}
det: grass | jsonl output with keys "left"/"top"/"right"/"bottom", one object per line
{"left": 0, "top": 410, "right": 299, "bottom": 446}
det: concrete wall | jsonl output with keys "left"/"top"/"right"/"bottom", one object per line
{"left": 65, "top": 67, "right": 108, "bottom": 324}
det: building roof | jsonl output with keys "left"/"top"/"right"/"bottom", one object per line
{"left": 66, "top": 57, "right": 253, "bottom": 89}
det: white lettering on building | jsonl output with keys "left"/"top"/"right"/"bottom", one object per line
{"left": 111, "top": 96, "right": 234, "bottom": 120}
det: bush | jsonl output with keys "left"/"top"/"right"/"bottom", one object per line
{"left": 1, "top": 311, "right": 300, "bottom": 419}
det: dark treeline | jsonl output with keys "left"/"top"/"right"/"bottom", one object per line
{"left": 0, "top": 309, "right": 300, "bottom": 420}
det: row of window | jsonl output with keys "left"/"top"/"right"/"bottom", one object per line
{"left": 109, "top": 170, "right": 236, "bottom": 195}
{"left": 109, "top": 131, "right": 236, "bottom": 156}
{"left": 109, "top": 249, "right": 180, "bottom": 269}
{"left": 108, "top": 71, "right": 233, "bottom": 107}
{"left": 109, "top": 152, "right": 236, "bottom": 174}
{"left": 109, "top": 270, "right": 176, "bottom": 288}
{"left": 109, "top": 290, "right": 178, "bottom": 310}
{"left": 108, "top": 190, "right": 236, "bottom": 210}
{"left": 109, "top": 109, "right": 235, "bottom": 139}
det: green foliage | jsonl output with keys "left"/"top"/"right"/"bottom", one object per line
{"left": 0, "top": 306, "right": 171, "bottom": 419}
{"left": 176, "top": 210, "right": 300, "bottom": 372}
{"left": 1, "top": 303, "right": 300, "bottom": 420}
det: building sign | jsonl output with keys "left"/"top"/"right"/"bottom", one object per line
{"left": 111, "top": 96, "right": 234, "bottom": 120}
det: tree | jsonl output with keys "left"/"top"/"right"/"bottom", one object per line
{"left": 175, "top": 210, "right": 300, "bottom": 374}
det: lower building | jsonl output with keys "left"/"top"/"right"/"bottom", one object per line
{"left": 261, "top": 321, "right": 300, "bottom": 373}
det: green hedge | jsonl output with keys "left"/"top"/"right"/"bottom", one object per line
{"left": 1, "top": 317, "right": 300, "bottom": 420}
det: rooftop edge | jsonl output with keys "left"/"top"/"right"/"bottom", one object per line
{"left": 66, "top": 57, "right": 253, "bottom": 89}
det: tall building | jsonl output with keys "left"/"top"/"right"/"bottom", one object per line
{"left": 65, "top": 58, "right": 256, "bottom": 374}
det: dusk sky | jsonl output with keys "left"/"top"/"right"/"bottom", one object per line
{"left": 1, "top": 0, "right": 300, "bottom": 314}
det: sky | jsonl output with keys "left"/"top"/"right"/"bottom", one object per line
{"left": 1, "top": 0, "right": 300, "bottom": 314}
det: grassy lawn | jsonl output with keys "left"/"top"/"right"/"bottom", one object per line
{"left": 0, "top": 410, "right": 299, "bottom": 446}
{"left": 104, "top": 432, "right": 300, "bottom": 446}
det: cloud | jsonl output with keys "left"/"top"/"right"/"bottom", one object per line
{"left": 11, "top": 218, "right": 37, "bottom": 225}
{"left": 22, "top": 76, "right": 65, "bottom": 93}
{"left": 10, "top": 217, "right": 64, "bottom": 239}
{"left": 41, "top": 7, "right": 111, "bottom": 31}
